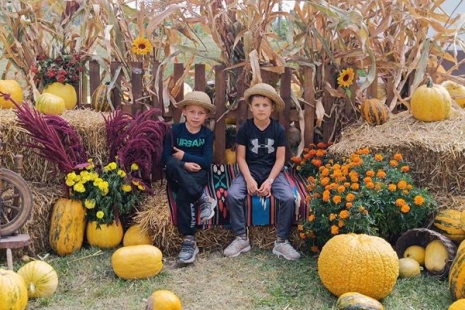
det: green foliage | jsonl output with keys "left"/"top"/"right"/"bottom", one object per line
{"left": 297, "top": 148, "right": 438, "bottom": 252}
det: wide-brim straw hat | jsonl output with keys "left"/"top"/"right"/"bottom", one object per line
{"left": 244, "top": 83, "right": 285, "bottom": 112}
{"left": 176, "top": 91, "right": 216, "bottom": 113}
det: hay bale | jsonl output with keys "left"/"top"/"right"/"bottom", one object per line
{"left": 330, "top": 110, "right": 465, "bottom": 194}
{"left": 134, "top": 182, "right": 304, "bottom": 256}
{"left": 0, "top": 108, "right": 108, "bottom": 184}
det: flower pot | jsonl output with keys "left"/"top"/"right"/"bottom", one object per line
{"left": 86, "top": 221, "right": 124, "bottom": 249}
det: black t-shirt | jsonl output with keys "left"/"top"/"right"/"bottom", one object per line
{"left": 236, "top": 118, "right": 287, "bottom": 184}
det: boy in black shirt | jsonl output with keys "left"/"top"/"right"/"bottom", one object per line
{"left": 162, "top": 91, "right": 217, "bottom": 263}
{"left": 224, "top": 83, "right": 300, "bottom": 260}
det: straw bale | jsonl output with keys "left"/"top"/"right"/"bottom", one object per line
{"left": 329, "top": 110, "right": 465, "bottom": 194}
{"left": 134, "top": 181, "right": 304, "bottom": 256}
{"left": 0, "top": 108, "right": 108, "bottom": 184}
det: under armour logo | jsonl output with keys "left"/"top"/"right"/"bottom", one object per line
{"left": 250, "top": 138, "right": 275, "bottom": 154}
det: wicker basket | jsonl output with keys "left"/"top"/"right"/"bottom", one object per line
{"left": 395, "top": 228, "right": 457, "bottom": 279}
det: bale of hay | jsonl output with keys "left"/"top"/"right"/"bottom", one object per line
{"left": 0, "top": 108, "right": 108, "bottom": 184}
{"left": 329, "top": 110, "right": 465, "bottom": 194}
{"left": 134, "top": 181, "right": 304, "bottom": 256}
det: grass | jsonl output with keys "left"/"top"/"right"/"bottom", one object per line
{"left": 3, "top": 245, "right": 452, "bottom": 310}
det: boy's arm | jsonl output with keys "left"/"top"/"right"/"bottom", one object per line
{"left": 236, "top": 144, "right": 259, "bottom": 195}
{"left": 258, "top": 145, "right": 285, "bottom": 195}
{"left": 181, "top": 130, "right": 214, "bottom": 169}
{"left": 161, "top": 130, "right": 173, "bottom": 166}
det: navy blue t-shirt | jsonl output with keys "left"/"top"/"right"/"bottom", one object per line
{"left": 236, "top": 118, "right": 287, "bottom": 184}
{"left": 161, "top": 123, "right": 214, "bottom": 170}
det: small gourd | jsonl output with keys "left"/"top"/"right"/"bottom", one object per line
{"left": 17, "top": 260, "right": 58, "bottom": 298}
{"left": 90, "top": 83, "right": 113, "bottom": 112}
{"left": 145, "top": 290, "right": 182, "bottom": 310}
{"left": 434, "top": 209, "right": 465, "bottom": 243}
{"left": 123, "top": 224, "right": 152, "bottom": 247}
{"left": 0, "top": 268, "right": 28, "bottom": 310}
{"left": 336, "top": 292, "right": 384, "bottom": 310}
{"left": 424, "top": 239, "right": 449, "bottom": 273}
{"left": 318, "top": 233, "right": 399, "bottom": 300}
{"left": 0, "top": 80, "right": 23, "bottom": 109}
{"left": 360, "top": 98, "right": 390, "bottom": 125}
{"left": 403, "top": 245, "right": 425, "bottom": 266}
{"left": 111, "top": 245, "right": 163, "bottom": 280}
{"left": 410, "top": 77, "right": 451, "bottom": 122}
{"left": 35, "top": 93, "right": 66, "bottom": 115}
{"left": 398, "top": 257, "right": 421, "bottom": 278}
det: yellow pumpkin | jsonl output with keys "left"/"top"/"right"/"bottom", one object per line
{"left": 449, "top": 299, "right": 465, "bottom": 310}
{"left": 0, "top": 268, "right": 28, "bottom": 310}
{"left": 111, "top": 245, "right": 163, "bottom": 280}
{"left": 398, "top": 257, "right": 421, "bottom": 278}
{"left": 35, "top": 93, "right": 66, "bottom": 115}
{"left": 145, "top": 290, "right": 182, "bottom": 310}
{"left": 43, "top": 82, "right": 77, "bottom": 110}
{"left": 0, "top": 80, "right": 23, "bottom": 109}
{"left": 410, "top": 78, "right": 451, "bottom": 122}
{"left": 17, "top": 261, "right": 58, "bottom": 298}
{"left": 225, "top": 148, "right": 236, "bottom": 164}
{"left": 360, "top": 98, "right": 390, "bottom": 126}
{"left": 123, "top": 224, "right": 152, "bottom": 247}
{"left": 49, "top": 198, "right": 86, "bottom": 256}
{"left": 441, "top": 80, "right": 465, "bottom": 108}
{"left": 86, "top": 221, "right": 124, "bottom": 249}
{"left": 403, "top": 245, "right": 425, "bottom": 266}
{"left": 424, "top": 239, "right": 449, "bottom": 273}
{"left": 318, "top": 233, "right": 399, "bottom": 300}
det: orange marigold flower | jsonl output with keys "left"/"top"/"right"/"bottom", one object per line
{"left": 344, "top": 182, "right": 350, "bottom": 188}
{"left": 376, "top": 170, "right": 386, "bottom": 178}
{"left": 394, "top": 153, "right": 403, "bottom": 161}
{"left": 390, "top": 160, "right": 398, "bottom": 167}
{"left": 337, "top": 185, "right": 346, "bottom": 193}
{"left": 316, "top": 149, "right": 326, "bottom": 157}
{"left": 291, "top": 156, "right": 300, "bottom": 163}
{"left": 403, "top": 190, "right": 409, "bottom": 195}
{"left": 396, "top": 198, "right": 406, "bottom": 207}
{"left": 329, "top": 213, "right": 337, "bottom": 221}
{"left": 313, "top": 193, "right": 321, "bottom": 198}
{"left": 338, "top": 220, "right": 345, "bottom": 228}
{"left": 346, "top": 193, "right": 355, "bottom": 202}
{"left": 414, "top": 195, "right": 425, "bottom": 206}
{"left": 317, "top": 142, "right": 327, "bottom": 149}
{"left": 358, "top": 206, "right": 365, "bottom": 212}
{"left": 401, "top": 204, "right": 410, "bottom": 213}
{"left": 374, "top": 154, "right": 383, "bottom": 161}
{"left": 346, "top": 202, "right": 353, "bottom": 208}
{"left": 306, "top": 195, "right": 311, "bottom": 202}
{"left": 296, "top": 166, "right": 302, "bottom": 171}
{"left": 320, "top": 168, "right": 330, "bottom": 177}
{"left": 339, "top": 210, "right": 350, "bottom": 219}
{"left": 331, "top": 225, "right": 339, "bottom": 235}
{"left": 362, "top": 209, "right": 369, "bottom": 215}
{"left": 350, "top": 176, "right": 359, "bottom": 183}
{"left": 299, "top": 233, "right": 307, "bottom": 239}
{"left": 364, "top": 177, "right": 373, "bottom": 183}
{"left": 303, "top": 153, "right": 311, "bottom": 160}
{"left": 309, "top": 149, "right": 317, "bottom": 156}
{"left": 311, "top": 246, "right": 319, "bottom": 253}
{"left": 366, "top": 170, "right": 375, "bottom": 177}
{"left": 298, "top": 224, "right": 303, "bottom": 231}
{"left": 366, "top": 182, "right": 375, "bottom": 189}
{"left": 388, "top": 184, "right": 397, "bottom": 191}
{"left": 401, "top": 165, "right": 410, "bottom": 172}
{"left": 321, "top": 177, "right": 330, "bottom": 186}
{"left": 375, "top": 182, "right": 382, "bottom": 191}
{"left": 308, "top": 214, "right": 315, "bottom": 222}
{"left": 398, "top": 180, "right": 407, "bottom": 190}
{"left": 351, "top": 183, "right": 360, "bottom": 190}
{"left": 333, "top": 195, "right": 342, "bottom": 204}
{"left": 311, "top": 159, "right": 322, "bottom": 167}
{"left": 322, "top": 194, "right": 330, "bottom": 202}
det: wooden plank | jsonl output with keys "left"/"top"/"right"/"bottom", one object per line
{"left": 110, "top": 61, "right": 122, "bottom": 110}
{"left": 236, "top": 67, "right": 248, "bottom": 128}
{"left": 322, "top": 65, "right": 336, "bottom": 143}
{"left": 303, "top": 66, "right": 315, "bottom": 147}
{"left": 151, "top": 61, "right": 163, "bottom": 111}
{"left": 280, "top": 67, "right": 292, "bottom": 161}
{"left": 131, "top": 61, "right": 143, "bottom": 114}
{"left": 214, "top": 65, "right": 226, "bottom": 164}
{"left": 173, "top": 63, "right": 184, "bottom": 123}
{"left": 89, "top": 60, "right": 100, "bottom": 104}
{"left": 194, "top": 64, "right": 206, "bottom": 91}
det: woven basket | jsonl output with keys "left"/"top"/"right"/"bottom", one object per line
{"left": 395, "top": 228, "right": 457, "bottom": 279}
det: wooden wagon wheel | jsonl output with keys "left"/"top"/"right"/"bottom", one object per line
{"left": 0, "top": 168, "right": 33, "bottom": 237}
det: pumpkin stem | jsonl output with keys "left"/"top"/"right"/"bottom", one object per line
{"left": 426, "top": 77, "right": 434, "bottom": 88}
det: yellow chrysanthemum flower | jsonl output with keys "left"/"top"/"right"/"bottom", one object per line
{"left": 73, "top": 182, "right": 85, "bottom": 193}
{"left": 103, "top": 162, "right": 117, "bottom": 171}
{"left": 117, "top": 169, "right": 126, "bottom": 178}
{"left": 131, "top": 37, "right": 153, "bottom": 56}
{"left": 96, "top": 211, "right": 104, "bottom": 219}
{"left": 84, "top": 199, "right": 96, "bottom": 209}
{"left": 337, "top": 67, "right": 355, "bottom": 88}
{"left": 121, "top": 184, "right": 132, "bottom": 192}
{"left": 131, "top": 163, "right": 139, "bottom": 171}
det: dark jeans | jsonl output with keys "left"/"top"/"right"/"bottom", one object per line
{"left": 164, "top": 157, "right": 208, "bottom": 236}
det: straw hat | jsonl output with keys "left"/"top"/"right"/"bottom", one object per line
{"left": 176, "top": 91, "right": 216, "bottom": 113}
{"left": 244, "top": 83, "right": 285, "bottom": 112}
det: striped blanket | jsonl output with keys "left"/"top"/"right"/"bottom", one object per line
{"left": 167, "top": 164, "right": 310, "bottom": 228}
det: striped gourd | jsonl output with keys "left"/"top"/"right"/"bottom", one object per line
{"left": 90, "top": 83, "right": 112, "bottom": 112}
{"left": 360, "top": 98, "right": 390, "bottom": 126}
{"left": 449, "top": 245, "right": 465, "bottom": 300}
{"left": 433, "top": 209, "right": 465, "bottom": 243}
{"left": 336, "top": 292, "right": 385, "bottom": 310}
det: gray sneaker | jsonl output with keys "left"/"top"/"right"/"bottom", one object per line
{"left": 224, "top": 237, "right": 251, "bottom": 257}
{"left": 198, "top": 195, "right": 217, "bottom": 222}
{"left": 177, "top": 238, "right": 199, "bottom": 263}
{"left": 272, "top": 240, "right": 301, "bottom": 260}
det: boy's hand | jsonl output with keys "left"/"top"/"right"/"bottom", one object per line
{"left": 257, "top": 181, "right": 272, "bottom": 197}
{"left": 184, "top": 162, "right": 201, "bottom": 172}
{"left": 172, "top": 147, "right": 184, "bottom": 160}
{"left": 246, "top": 179, "right": 259, "bottom": 196}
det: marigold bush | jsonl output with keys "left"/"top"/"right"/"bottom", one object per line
{"left": 297, "top": 148, "right": 437, "bottom": 253}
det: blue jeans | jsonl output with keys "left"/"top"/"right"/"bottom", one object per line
{"left": 226, "top": 172, "right": 295, "bottom": 239}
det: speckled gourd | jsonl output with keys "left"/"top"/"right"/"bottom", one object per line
{"left": 336, "top": 292, "right": 384, "bottom": 310}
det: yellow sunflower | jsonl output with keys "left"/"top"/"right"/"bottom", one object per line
{"left": 337, "top": 67, "right": 355, "bottom": 88}
{"left": 131, "top": 37, "right": 153, "bottom": 56}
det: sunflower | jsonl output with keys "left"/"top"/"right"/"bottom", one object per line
{"left": 337, "top": 67, "right": 355, "bottom": 88}
{"left": 131, "top": 37, "right": 153, "bottom": 56}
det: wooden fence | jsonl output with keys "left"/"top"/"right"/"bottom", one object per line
{"left": 79, "top": 60, "right": 389, "bottom": 164}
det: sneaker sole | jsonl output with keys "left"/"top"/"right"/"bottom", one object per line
{"left": 178, "top": 246, "right": 199, "bottom": 264}
{"left": 224, "top": 244, "right": 251, "bottom": 258}
{"left": 201, "top": 199, "right": 217, "bottom": 221}
{"left": 272, "top": 248, "right": 300, "bottom": 260}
